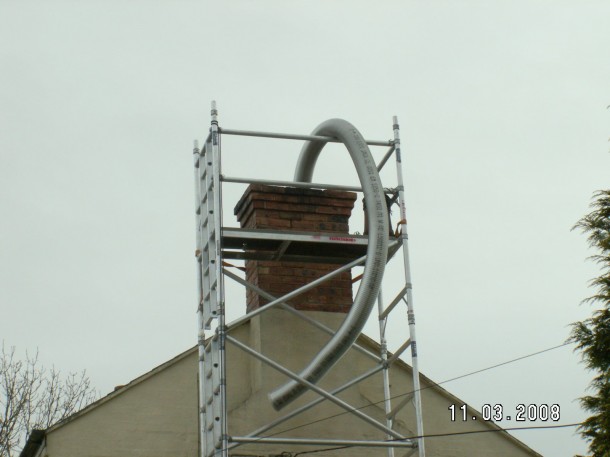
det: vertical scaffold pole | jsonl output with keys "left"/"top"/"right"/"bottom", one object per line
{"left": 393, "top": 116, "right": 425, "bottom": 457}
{"left": 376, "top": 290, "right": 395, "bottom": 457}
{"left": 210, "top": 101, "right": 228, "bottom": 456}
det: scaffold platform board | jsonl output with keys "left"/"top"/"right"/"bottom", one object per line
{"left": 221, "top": 227, "right": 402, "bottom": 263}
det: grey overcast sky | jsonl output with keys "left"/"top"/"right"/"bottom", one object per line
{"left": 1, "top": 1, "right": 608, "bottom": 455}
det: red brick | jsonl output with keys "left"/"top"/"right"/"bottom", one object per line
{"left": 315, "top": 206, "right": 353, "bottom": 216}
{"left": 235, "top": 185, "right": 356, "bottom": 313}
{"left": 250, "top": 216, "right": 291, "bottom": 229}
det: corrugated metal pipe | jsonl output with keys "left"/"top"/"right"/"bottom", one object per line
{"left": 269, "top": 118, "right": 388, "bottom": 410}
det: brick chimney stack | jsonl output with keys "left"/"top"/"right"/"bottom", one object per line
{"left": 234, "top": 185, "right": 357, "bottom": 314}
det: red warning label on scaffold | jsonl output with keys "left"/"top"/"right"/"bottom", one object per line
{"left": 328, "top": 236, "right": 357, "bottom": 243}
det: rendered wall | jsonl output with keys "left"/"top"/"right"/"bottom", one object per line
{"left": 225, "top": 309, "right": 541, "bottom": 457}
{"left": 45, "top": 350, "right": 199, "bottom": 457}
{"left": 41, "top": 315, "right": 539, "bottom": 457}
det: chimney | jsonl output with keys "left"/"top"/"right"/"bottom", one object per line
{"left": 234, "top": 184, "right": 357, "bottom": 314}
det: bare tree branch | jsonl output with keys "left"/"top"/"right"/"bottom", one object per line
{"left": 0, "top": 343, "right": 98, "bottom": 456}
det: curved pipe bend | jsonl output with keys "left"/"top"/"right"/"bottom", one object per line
{"left": 269, "top": 119, "right": 388, "bottom": 410}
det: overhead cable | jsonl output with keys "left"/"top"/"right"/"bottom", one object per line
{"left": 291, "top": 422, "right": 583, "bottom": 456}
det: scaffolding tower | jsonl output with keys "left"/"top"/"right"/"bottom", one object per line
{"left": 193, "top": 102, "right": 426, "bottom": 457}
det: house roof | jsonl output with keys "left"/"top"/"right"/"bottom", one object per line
{"left": 19, "top": 429, "right": 45, "bottom": 457}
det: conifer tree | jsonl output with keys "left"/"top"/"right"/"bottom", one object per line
{"left": 570, "top": 190, "right": 610, "bottom": 456}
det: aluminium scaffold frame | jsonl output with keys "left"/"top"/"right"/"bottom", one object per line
{"left": 193, "top": 102, "right": 426, "bottom": 457}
